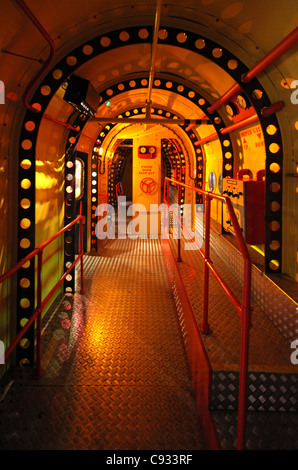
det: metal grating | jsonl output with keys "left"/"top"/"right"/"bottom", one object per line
{"left": 211, "top": 409, "right": 298, "bottom": 450}
{"left": 168, "top": 222, "right": 297, "bottom": 410}
{"left": 212, "top": 371, "right": 298, "bottom": 412}
{"left": 0, "top": 239, "right": 205, "bottom": 450}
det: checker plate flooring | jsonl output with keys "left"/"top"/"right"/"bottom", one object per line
{"left": 0, "top": 238, "right": 205, "bottom": 450}
{"left": 168, "top": 235, "right": 297, "bottom": 373}
{"left": 168, "top": 229, "right": 298, "bottom": 449}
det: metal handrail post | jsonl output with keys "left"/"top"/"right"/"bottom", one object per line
{"left": 163, "top": 180, "right": 166, "bottom": 236}
{"left": 163, "top": 179, "right": 170, "bottom": 237}
{"left": 177, "top": 184, "right": 182, "bottom": 262}
{"left": 237, "top": 301, "right": 251, "bottom": 450}
{"left": 200, "top": 194, "right": 212, "bottom": 335}
{"left": 0, "top": 212, "right": 86, "bottom": 374}
{"left": 34, "top": 249, "right": 44, "bottom": 378}
{"left": 163, "top": 177, "right": 252, "bottom": 450}
{"left": 237, "top": 254, "right": 252, "bottom": 449}
{"left": 79, "top": 201, "right": 85, "bottom": 294}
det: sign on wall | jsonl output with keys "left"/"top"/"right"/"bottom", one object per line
{"left": 133, "top": 132, "right": 161, "bottom": 236}
{"left": 240, "top": 124, "right": 266, "bottom": 177}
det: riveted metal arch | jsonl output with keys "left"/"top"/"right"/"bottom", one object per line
{"left": 159, "top": 27, "right": 283, "bottom": 273}
{"left": 62, "top": 73, "right": 230, "bottom": 278}
{"left": 88, "top": 107, "right": 187, "bottom": 253}
{"left": 17, "top": 92, "right": 50, "bottom": 365}
{"left": 91, "top": 76, "right": 227, "bottom": 214}
{"left": 17, "top": 26, "right": 284, "bottom": 364}
{"left": 66, "top": 85, "right": 216, "bottom": 256}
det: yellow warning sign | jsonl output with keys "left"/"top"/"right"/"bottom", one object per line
{"left": 240, "top": 124, "right": 265, "bottom": 177}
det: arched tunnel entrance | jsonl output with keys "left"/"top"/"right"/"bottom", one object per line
{"left": 75, "top": 122, "right": 193, "bottom": 246}
{"left": 1, "top": 0, "right": 297, "bottom": 451}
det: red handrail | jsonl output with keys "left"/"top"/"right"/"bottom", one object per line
{"left": 163, "top": 177, "right": 251, "bottom": 450}
{"left": 0, "top": 203, "right": 85, "bottom": 377}
{"left": 115, "top": 182, "right": 124, "bottom": 206}
{"left": 98, "top": 193, "right": 109, "bottom": 213}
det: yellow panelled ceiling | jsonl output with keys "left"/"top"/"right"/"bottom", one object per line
{"left": 0, "top": 0, "right": 297, "bottom": 155}
{"left": 1, "top": 0, "right": 297, "bottom": 104}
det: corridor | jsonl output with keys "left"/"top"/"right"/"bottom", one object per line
{"left": 0, "top": 238, "right": 205, "bottom": 450}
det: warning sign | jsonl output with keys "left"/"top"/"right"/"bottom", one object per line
{"left": 138, "top": 164, "right": 155, "bottom": 176}
{"left": 240, "top": 124, "right": 265, "bottom": 176}
{"left": 133, "top": 134, "right": 161, "bottom": 210}
{"left": 240, "top": 124, "right": 264, "bottom": 151}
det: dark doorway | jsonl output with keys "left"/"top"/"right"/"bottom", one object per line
{"left": 121, "top": 153, "right": 132, "bottom": 202}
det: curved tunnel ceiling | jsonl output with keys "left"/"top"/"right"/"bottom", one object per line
{"left": 0, "top": 0, "right": 297, "bottom": 370}
{"left": 73, "top": 42, "right": 236, "bottom": 102}
{"left": 40, "top": 34, "right": 238, "bottom": 138}
{"left": 34, "top": 24, "right": 262, "bottom": 158}
{"left": 0, "top": 0, "right": 297, "bottom": 281}
{"left": 1, "top": 0, "right": 297, "bottom": 130}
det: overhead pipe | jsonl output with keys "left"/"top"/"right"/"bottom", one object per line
{"left": 261, "top": 100, "right": 284, "bottom": 117}
{"left": 220, "top": 113, "right": 259, "bottom": 135}
{"left": 90, "top": 116, "right": 210, "bottom": 125}
{"left": 16, "top": 0, "right": 99, "bottom": 144}
{"left": 146, "top": 0, "right": 162, "bottom": 116}
{"left": 43, "top": 113, "right": 78, "bottom": 131}
{"left": 194, "top": 131, "right": 218, "bottom": 147}
{"left": 241, "top": 27, "right": 298, "bottom": 84}
{"left": 185, "top": 113, "right": 208, "bottom": 132}
{"left": 194, "top": 113, "right": 259, "bottom": 146}
{"left": 207, "top": 84, "right": 241, "bottom": 115}
{"left": 208, "top": 27, "right": 298, "bottom": 114}
{"left": 15, "top": 0, "right": 56, "bottom": 113}
{"left": 91, "top": 0, "right": 212, "bottom": 127}
{"left": 88, "top": 0, "right": 211, "bottom": 128}
{"left": 43, "top": 113, "right": 101, "bottom": 144}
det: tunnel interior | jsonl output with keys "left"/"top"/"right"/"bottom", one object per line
{"left": 0, "top": 0, "right": 297, "bottom": 451}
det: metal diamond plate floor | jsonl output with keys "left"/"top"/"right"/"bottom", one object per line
{"left": 0, "top": 238, "right": 205, "bottom": 450}
{"left": 168, "top": 229, "right": 298, "bottom": 450}
{"left": 168, "top": 235, "right": 296, "bottom": 374}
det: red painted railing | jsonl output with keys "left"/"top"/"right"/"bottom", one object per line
{"left": 98, "top": 193, "right": 109, "bottom": 212}
{"left": 163, "top": 177, "right": 252, "bottom": 450}
{"left": 0, "top": 203, "right": 85, "bottom": 377}
{"left": 115, "top": 182, "right": 124, "bottom": 207}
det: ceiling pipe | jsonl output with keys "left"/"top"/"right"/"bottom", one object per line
{"left": 241, "top": 27, "right": 298, "bottom": 84}
{"left": 43, "top": 113, "right": 78, "bottom": 131}
{"left": 261, "top": 101, "right": 284, "bottom": 117}
{"left": 207, "top": 84, "right": 241, "bottom": 115}
{"left": 90, "top": 116, "right": 210, "bottom": 125}
{"left": 146, "top": 0, "right": 162, "bottom": 117}
{"left": 207, "top": 26, "right": 298, "bottom": 114}
{"left": 16, "top": 2, "right": 101, "bottom": 143}
{"left": 185, "top": 113, "right": 208, "bottom": 131}
{"left": 194, "top": 113, "right": 259, "bottom": 146}
{"left": 43, "top": 113, "right": 100, "bottom": 143}
{"left": 15, "top": 0, "right": 56, "bottom": 113}
{"left": 91, "top": 0, "right": 211, "bottom": 127}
